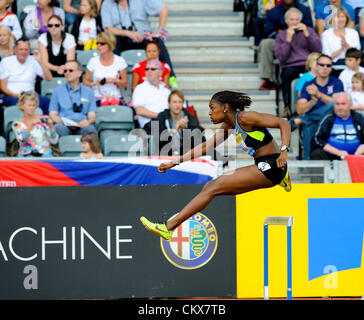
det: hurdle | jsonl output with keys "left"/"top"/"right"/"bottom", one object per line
{"left": 264, "top": 216, "right": 294, "bottom": 300}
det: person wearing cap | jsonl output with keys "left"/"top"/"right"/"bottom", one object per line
{"left": 132, "top": 59, "right": 170, "bottom": 131}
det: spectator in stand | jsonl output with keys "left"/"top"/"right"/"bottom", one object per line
{"left": 80, "top": 132, "right": 103, "bottom": 159}
{"left": 0, "top": 37, "right": 52, "bottom": 114}
{"left": 292, "top": 54, "right": 344, "bottom": 159}
{"left": 49, "top": 60, "right": 97, "bottom": 137}
{"left": 12, "top": 91, "right": 59, "bottom": 157}
{"left": 100, "top": 0, "right": 178, "bottom": 88}
{"left": 0, "top": 0, "right": 22, "bottom": 40}
{"left": 133, "top": 59, "right": 170, "bottom": 131}
{"left": 321, "top": 7, "right": 361, "bottom": 76}
{"left": 0, "top": 25, "right": 14, "bottom": 60}
{"left": 258, "top": 0, "right": 313, "bottom": 91}
{"left": 131, "top": 38, "right": 170, "bottom": 92}
{"left": 315, "top": 0, "right": 355, "bottom": 36}
{"left": 71, "top": 0, "right": 102, "bottom": 50}
{"left": 63, "top": 0, "right": 102, "bottom": 30}
{"left": 295, "top": 52, "right": 321, "bottom": 96}
{"left": 83, "top": 31, "right": 128, "bottom": 106}
{"left": 338, "top": 48, "right": 364, "bottom": 93}
{"left": 154, "top": 89, "right": 205, "bottom": 156}
{"left": 253, "top": 0, "right": 278, "bottom": 47}
{"left": 311, "top": 92, "right": 364, "bottom": 159}
{"left": 23, "top": 0, "right": 65, "bottom": 40}
{"left": 274, "top": 7, "right": 322, "bottom": 117}
{"left": 359, "top": 8, "right": 364, "bottom": 48}
{"left": 350, "top": 72, "right": 364, "bottom": 114}
{"left": 38, "top": 15, "right": 76, "bottom": 77}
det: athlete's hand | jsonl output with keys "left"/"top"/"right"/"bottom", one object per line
{"left": 276, "top": 152, "right": 287, "bottom": 169}
{"left": 158, "top": 161, "right": 177, "bottom": 173}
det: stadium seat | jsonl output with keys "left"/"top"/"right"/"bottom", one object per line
{"left": 0, "top": 136, "right": 6, "bottom": 157}
{"left": 59, "top": 135, "right": 83, "bottom": 157}
{"left": 121, "top": 49, "right": 146, "bottom": 72}
{"left": 290, "top": 78, "right": 300, "bottom": 115}
{"left": 96, "top": 105, "right": 135, "bottom": 131}
{"left": 76, "top": 50, "right": 99, "bottom": 72}
{"left": 41, "top": 77, "right": 66, "bottom": 99}
{"left": 103, "top": 133, "right": 144, "bottom": 157}
{"left": 3, "top": 106, "right": 43, "bottom": 143}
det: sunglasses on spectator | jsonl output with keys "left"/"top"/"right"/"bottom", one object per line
{"left": 64, "top": 69, "right": 75, "bottom": 73}
{"left": 318, "top": 63, "right": 332, "bottom": 68}
{"left": 97, "top": 42, "right": 107, "bottom": 46}
{"left": 48, "top": 23, "right": 61, "bottom": 28}
{"left": 146, "top": 67, "right": 159, "bottom": 71}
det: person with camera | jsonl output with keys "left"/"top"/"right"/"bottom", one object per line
{"left": 12, "top": 91, "right": 59, "bottom": 157}
{"left": 49, "top": 59, "right": 97, "bottom": 137}
{"left": 274, "top": 7, "right": 322, "bottom": 118}
{"left": 82, "top": 31, "right": 128, "bottom": 106}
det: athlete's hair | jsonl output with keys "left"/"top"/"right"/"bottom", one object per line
{"left": 211, "top": 91, "right": 252, "bottom": 111}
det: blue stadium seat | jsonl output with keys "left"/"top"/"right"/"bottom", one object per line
{"left": 76, "top": 50, "right": 99, "bottom": 72}
{"left": 59, "top": 135, "right": 83, "bottom": 157}
{"left": 103, "top": 133, "right": 144, "bottom": 157}
{"left": 121, "top": 49, "right": 146, "bottom": 72}
{"left": 41, "top": 77, "right": 66, "bottom": 99}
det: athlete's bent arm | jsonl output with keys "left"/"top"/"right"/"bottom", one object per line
{"left": 158, "top": 123, "right": 231, "bottom": 173}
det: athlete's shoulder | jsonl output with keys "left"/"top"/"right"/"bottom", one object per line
{"left": 237, "top": 110, "right": 261, "bottom": 125}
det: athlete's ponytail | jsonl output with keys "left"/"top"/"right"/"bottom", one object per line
{"left": 211, "top": 91, "right": 252, "bottom": 111}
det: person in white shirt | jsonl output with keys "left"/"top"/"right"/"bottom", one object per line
{"left": 339, "top": 48, "right": 364, "bottom": 93}
{"left": 133, "top": 59, "right": 171, "bottom": 130}
{"left": 0, "top": 0, "right": 22, "bottom": 40}
{"left": 0, "top": 37, "right": 52, "bottom": 114}
{"left": 321, "top": 7, "right": 361, "bottom": 75}
{"left": 83, "top": 31, "right": 128, "bottom": 106}
{"left": 351, "top": 72, "right": 364, "bottom": 115}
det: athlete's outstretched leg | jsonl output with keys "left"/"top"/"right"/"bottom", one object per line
{"left": 140, "top": 165, "right": 274, "bottom": 239}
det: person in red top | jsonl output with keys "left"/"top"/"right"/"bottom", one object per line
{"left": 131, "top": 38, "right": 170, "bottom": 91}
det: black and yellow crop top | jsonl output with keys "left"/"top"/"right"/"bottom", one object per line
{"left": 234, "top": 112, "right": 273, "bottom": 156}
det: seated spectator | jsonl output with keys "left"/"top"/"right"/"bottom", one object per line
{"left": 153, "top": 89, "right": 205, "bottom": 156}
{"left": 49, "top": 59, "right": 97, "bottom": 137}
{"left": 71, "top": 0, "right": 102, "bottom": 50}
{"left": 23, "top": 0, "right": 65, "bottom": 40}
{"left": 0, "top": 37, "right": 52, "bottom": 114}
{"left": 292, "top": 54, "right": 344, "bottom": 159}
{"left": 63, "top": 0, "right": 102, "bottom": 30}
{"left": 350, "top": 72, "right": 364, "bottom": 114}
{"left": 100, "top": 0, "right": 178, "bottom": 88}
{"left": 359, "top": 8, "right": 364, "bottom": 48}
{"left": 38, "top": 15, "right": 76, "bottom": 77}
{"left": 338, "top": 48, "right": 364, "bottom": 92}
{"left": 253, "top": 0, "right": 276, "bottom": 47}
{"left": 12, "top": 91, "right": 59, "bottom": 157}
{"left": 133, "top": 59, "right": 170, "bottom": 131}
{"left": 258, "top": 0, "right": 313, "bottom": 90}
{"left": 0, "top": 0, "right": 22, "bottom": 40}
{"left": 131, "top": 38, "right": 170, "bottom": 92}
{"left": 274, "top": 7, "right": 322, "bottom": 117}
{"left": 321, "top": 7, "right": 361, "bottom": 75}
{"left": 0, "top": 25, "right": 14, "bottom": 60}
{"left": 295, "top": 52, "right": 321, "bottom": 96}
{"left": 315, "top": 0, "right": 355, "bottom": 36}
{"left": 311, "top": 92, "right": 364, "bottom": 159}
{"left": 80, "top": 131, "right": 103, "bottom": 159}
{"left": 83, "top": 31, "right": 128, "bottom": 106}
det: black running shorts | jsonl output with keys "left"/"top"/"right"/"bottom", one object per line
{"left": 254, "top": 153, "right": 287, "bottom": 185}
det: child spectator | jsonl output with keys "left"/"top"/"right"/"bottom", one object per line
{"left": 38, "top": 15, "right": 76, "bottom": 77}
{"left": 351, "top": 72, "right": 364, "bottom": 114}
{"left": 0, "top": 25, "right": 14, "bottom": 60}
{"left": 71, "top": 0, "right": 102, "bottom": 50}
{"left": 131, "top": 38, "right": 170, "bottom": 92}
{"left": 0, "top": 0, "right": 22, "bottom": 40}
{"left": 338, "top": 48, "right": 364, "bottom": 93}
{"left": 295, "top": 52, "right": 321, "bottom": 96}
{"left": 80, "top": 132, "right": 103, "bottom": 159}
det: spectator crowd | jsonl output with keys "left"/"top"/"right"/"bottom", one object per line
{"left": 254, "top": 0, "right": 364, "bottom": 159}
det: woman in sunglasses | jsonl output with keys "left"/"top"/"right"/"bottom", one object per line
{"left": 24, "top": 0, "right": 65, "bottom": 41}
{"left": 38, "top": 15, "right": 76, "bottom": 77}
{"left": 83, "top": 31, "right": 128, "bottom": 106}
{"left": 131, "top": 38, "right": 170, "bottom": 92}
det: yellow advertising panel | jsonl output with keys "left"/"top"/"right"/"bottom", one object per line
{"left": 236, "top": 183, "right": 364, "bottom": 298}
